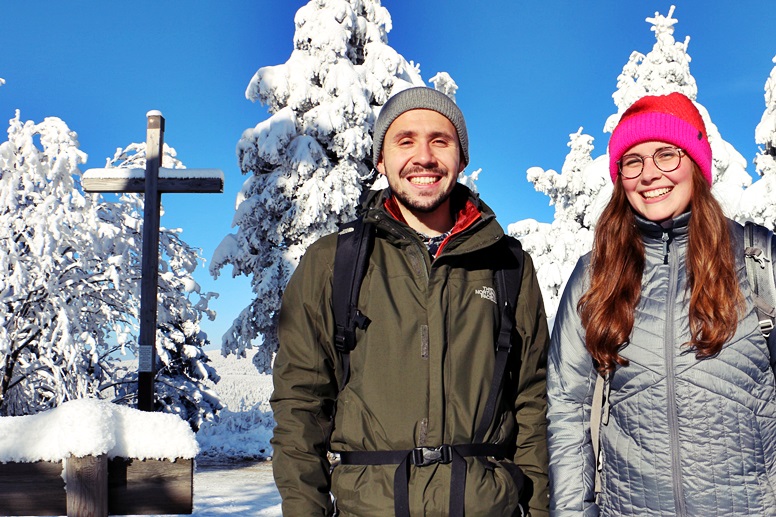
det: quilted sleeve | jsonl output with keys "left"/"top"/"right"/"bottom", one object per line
{"left": 546, "top": 257, "right": 600, "bottom": 517}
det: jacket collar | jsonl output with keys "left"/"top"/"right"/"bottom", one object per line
{"left": 382, "top": 190, "right": 481, "bottom": 235}
{"left": 363, "top": 184, "right": 503, "bottom": 255}
{"left": 635, "top": 210, "right": 691, "bottom": 241}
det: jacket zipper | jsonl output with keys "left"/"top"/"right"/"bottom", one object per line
{"left": 375, "top": 213, "right": 495, "bottom": 446}
{"left": 376, "top": 214, "right": 434, "bottom": 448}
{"left": 663, "top": 229, "right": 687, "bottom": 516}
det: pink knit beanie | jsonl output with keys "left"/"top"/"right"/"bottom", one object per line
{"left": 608, "top": 92, "right": 712, "bottom": 185}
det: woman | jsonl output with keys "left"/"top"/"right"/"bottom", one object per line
{"left": 547, "top": 92, "right": 776, "bottom": 516}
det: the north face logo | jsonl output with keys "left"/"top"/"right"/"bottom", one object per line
{"left": 475, "top": 286, "right": 497, "bottom": 304}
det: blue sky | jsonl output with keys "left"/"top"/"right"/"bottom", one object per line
{"left": 1, "top": 1, "right": 775, "bottom": 349}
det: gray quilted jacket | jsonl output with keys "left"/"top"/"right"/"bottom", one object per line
{"left": 547, "top": 212, "right": 776, "bottom": 517}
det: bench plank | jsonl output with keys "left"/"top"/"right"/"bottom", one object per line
{"left": 0, "top": 461, "right": 66, "bottom": 515}
{"left": 108, "top": 457, "right": 193, "bottom": 514}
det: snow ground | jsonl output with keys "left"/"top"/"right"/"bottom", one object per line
{"left": 189, "top": 460, "right": 280, "bottom": 516}
{"left": 186, "top": 350, "right": 281, "bottom": 516}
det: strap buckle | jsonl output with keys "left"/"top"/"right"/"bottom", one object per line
{"left": 411, "top": 445, "right": 452, "bottom": 467}
{"left": 334, "top": 309, "right": 371, "bottom": 354}
{"left": 334, "top": 325, "right": 354, "bottom": 353}
{"left": 760, "top": 318, "right": 774, "bottom": 338}
{"left": 745, "top": 246, "right": 770, "bottom": 268}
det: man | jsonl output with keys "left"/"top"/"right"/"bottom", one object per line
{"left": 271, "top": 87, "right": 550, "bottom": 516}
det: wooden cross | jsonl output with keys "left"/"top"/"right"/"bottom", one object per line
{"left": 83, "top": 111, "right": 223, "bottom": 411}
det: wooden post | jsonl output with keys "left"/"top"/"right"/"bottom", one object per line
{"left": 66, "top": 455, "right": 108, "bottom": 517}
{"left": 138, "top": 111, "right": 164, "bottom": 411}
{"left": 82, "top": 111, "right": 223, "bottom": 412}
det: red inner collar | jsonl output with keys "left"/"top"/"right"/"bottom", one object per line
{"left": 384, "top": 195, "right": 481, "bottom": 256}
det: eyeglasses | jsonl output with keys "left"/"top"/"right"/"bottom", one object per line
{"left": 617, "top": 147, "right": 685, "bottom": 179}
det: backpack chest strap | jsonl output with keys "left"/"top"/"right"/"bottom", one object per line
{"left": 339, "top": 443, "right": 512, "bottom": 517}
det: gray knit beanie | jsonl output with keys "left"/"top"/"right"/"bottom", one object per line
{"left": 372, "top": 87, "right": 469, "bottom": 167}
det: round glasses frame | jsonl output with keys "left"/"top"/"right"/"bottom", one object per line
{"left": 617, "top": 147, "right": 685, "bottom": 180}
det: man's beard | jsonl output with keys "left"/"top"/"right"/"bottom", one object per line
{"left": 392, "top": 188, "right": 450, "bottom": 214}
{"left": 389, "top": 166, "right": 453, "bottom": 214}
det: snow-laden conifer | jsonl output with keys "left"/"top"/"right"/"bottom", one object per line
{"left": 0, "top": 112, "right": 131, "bottom": 415}
{"left": 0, "top": 113, "right": 221, "bottom": 428}
{"left": 509, "top": 129, "right": 608, "bottom": 323}
{"left": 741, "top": 55, "right": 776, "bottom": 230}
{"left": 212, "top": 0, "right": 445, "bottom": 372}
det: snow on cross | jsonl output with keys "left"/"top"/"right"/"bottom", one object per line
{"left": 83, "top": 111, "right": 223, "bottom": 412}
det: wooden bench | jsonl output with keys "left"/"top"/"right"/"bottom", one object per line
{"left": 0, "top": 398, "right": 199, "bottom": 516}
{"left": 0, "top": 455, "right": 193, "bottom": 516}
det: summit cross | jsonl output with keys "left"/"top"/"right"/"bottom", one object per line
{"left": 83, "top": 111, "right": 223, "bottom": 411}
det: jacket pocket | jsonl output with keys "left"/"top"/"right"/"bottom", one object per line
{"left": 497, "top": 459, "right": 526, "bottom": 495}
{"left": 464, "top": 458, "right": 524, "bottom": 516}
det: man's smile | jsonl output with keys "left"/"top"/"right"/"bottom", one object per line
{"left": 408, "top": 176, "right": 442, "bottom": 186}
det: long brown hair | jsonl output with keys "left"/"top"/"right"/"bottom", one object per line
{"left": 578, "top": 166, "right": 744, "bottom": 375}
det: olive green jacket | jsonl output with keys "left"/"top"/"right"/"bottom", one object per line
{"left": 271, "top": 186, "right": 550, "bottom": 516}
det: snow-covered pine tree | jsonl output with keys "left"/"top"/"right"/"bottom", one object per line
{"left": 0, "top": 112, "right": 120, "bottom": 415}
{"left": 740, "top": 54, "right": 776, "bottom": 230}
{"left": 0, "top": 111, "right": 221, "bottom": 428}
{"left": 605, "top": 5, "right": 696, "bottom": 120}
{"left": 97, "top": 143, "right": 222, "bottom": 430}
{"left": 211, "top": 0, "right": 451, "bottom": 372}
{"left": 509, "top": 129, "right": 610, "bottom": 322}
{"left": 511, "top": 5, "right": 757, "bottom": 319}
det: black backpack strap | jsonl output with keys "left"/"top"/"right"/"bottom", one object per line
{"left": 744, "top": 221, "right": 776, "bottom": 374}
{"left": 454, "top": 236, "right": 524, "bottom": 516}
{"left": 473, "top": 236, "right": 525, "bottom": 443}
{"left": 332, "top": 216, "right": 374, "bottom": 391}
